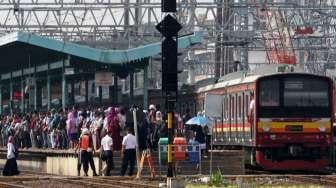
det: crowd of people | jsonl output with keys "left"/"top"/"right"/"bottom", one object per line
{"left": 1, "top": 104, "right": 210, "bottom": 176}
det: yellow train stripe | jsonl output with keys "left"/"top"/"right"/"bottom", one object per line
{"left": 257, "top": 121, "right": 331, "bottom": 133}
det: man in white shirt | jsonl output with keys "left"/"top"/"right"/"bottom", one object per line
{"left": 248, "top": 94, "right": 255, "bottom": 124}
{"left": 100, "top": 132, "right": 113, "bottom": 176}
{"left": 120, "top": 127, "right": 137, "bottom": 176}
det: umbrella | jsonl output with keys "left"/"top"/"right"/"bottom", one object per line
{"left": 185, "top": 115, "right": 210, "bottom": 127}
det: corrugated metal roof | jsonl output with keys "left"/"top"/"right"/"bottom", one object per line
{"left": 0, "top": 31, "right": 202, "bottom": 65}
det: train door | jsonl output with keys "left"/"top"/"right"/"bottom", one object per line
{"left": 249, "top": 92, "right": 255, "bottom": 143}
{"left": 241, "top": 91, "right": 246, "bottom": 144}
{"left": 244, "top": 92, "right": 251, "bottom": 144}
{"left": 223, "top": 95, "right": 229, "bottom": 143}
{"left": 231, "top": 93, "right": 238, "bottom": 144}
{"left": 234, "top": 93, "right": 238, "bottom": 144}
{"left": 229, "top": 94, "right": 232, "bottom": 142}
{"left": 238, "top": 93, "right": 243, "bottom": 143}
{"left": 220, "top": 95, "right": 224, "bottom": 142}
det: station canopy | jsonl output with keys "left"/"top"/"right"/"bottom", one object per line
{"left": 0, "top": 31, "right": 202, "bottom": 74}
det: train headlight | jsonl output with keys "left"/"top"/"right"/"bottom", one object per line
{"left": 319, "top": 124, "right": 326, "bottom": 132}
{"left": 262, "top": 124, "right": 270, "bottom": 132}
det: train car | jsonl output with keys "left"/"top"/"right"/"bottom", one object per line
{"left": 196, "top": 65, "right": 334, "bottom": 171}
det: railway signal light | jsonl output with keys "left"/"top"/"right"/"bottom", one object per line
{"left": 162, "top": 38, "right": 178, "bottom": 92}
{"left": 156, "top": 1, "right": 180, "bottom": 180}
{"left": 155, "top": 14, "right": 182, "bottom": 38}
{"left": 156, "top": 14, "right": 181, "bottom": 93}
{"left": 162, "top": 0, "right": 176, "bottom": 12}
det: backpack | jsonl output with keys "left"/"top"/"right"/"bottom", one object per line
{"left": 51, "top": 115, "right": 60, "bottom": 129}
{"left": 80, "top": 135, "right": 90, "bottom": 150}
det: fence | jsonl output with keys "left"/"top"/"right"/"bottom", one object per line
{"left": 158, "top": 142, "right": 202, "bottom": 176}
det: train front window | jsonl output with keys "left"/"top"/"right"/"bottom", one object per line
{"left": 284, "top": 78, "right": 329, "bottom": 107}
{"left": 259, "top": 79, "right": 280, "bottom": 107}
{"left": 258, "top": 75, "right": 331, "bottom": 118}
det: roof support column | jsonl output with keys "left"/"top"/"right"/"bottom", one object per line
{"left": 9, "top": 74, "right": 13, "bottom": 115}
{"left": 143, "top": 61, "right": 149, "bottom": 110}
{"left": 70, "top": 81, "right": 75, "bottom": 106}
{"left": 0, "top": 85, "right": 2, "bottom": 115}
{"left": 129, "top": 72, "right": 134, "bottom": 105}
{"left": 47, "top": 62, "right": 51, "bottom": 111}
{"left": 98, "top": 86, "right": 102, "bottom": 106}
{"left": 47, "top": 74, "right": 51, "bottom": 111}
{"left": 62, "top": 74, "right": 67, "bottom": 109}
{"left": 85, "top": 79, "right": 89, "bottom": 105}
{"left": 21, "top": 73, "right": 25, "bottom": 113}
{"left": 62, "top": 56, "right": 70, "bottom": 110}
{"left": 114, "top": 76, "right": 118, "bottom": 104}
{"left": 34, "top": 66, "right": 37, "bottom": 111}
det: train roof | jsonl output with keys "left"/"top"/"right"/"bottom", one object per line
{"left": 196, "top": 64, "right": 309, "bottom": 93}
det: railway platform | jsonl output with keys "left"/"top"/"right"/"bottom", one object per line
{"left": 0, "top": 148, "right": 244, "bottom": 177}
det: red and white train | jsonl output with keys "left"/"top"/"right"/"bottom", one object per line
{"left": 194, "top": 65, "right": 333, "bottom": 170}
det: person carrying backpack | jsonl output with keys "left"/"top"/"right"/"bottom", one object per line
{"left": 78, "top": 128, "right": 93, "bottom": 176}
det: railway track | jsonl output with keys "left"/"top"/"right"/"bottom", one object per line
{"left": 216, "top": 174, "right": 336, "bottom": 187}
{"left": 288, "top": 175, "right": 336, "bottom": 187}
{"left": 5, "top": 169, "right": 336, "bottom": 187}
{"left": 245, "top": 164, "right": 335, "bottom": 175}
{"left": 1, "top": 170, "right": 159, "bottom": 188}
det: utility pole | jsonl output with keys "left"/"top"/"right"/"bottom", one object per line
{"left": 156, "top": 0, "right": 181, "bottom": 185}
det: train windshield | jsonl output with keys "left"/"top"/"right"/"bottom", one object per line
{"left": 259, "top": 79, "right": 280, "bottom": 107}
{"left": 283, "top": 78, "right": 329, "bottom": 107}
{"left": 258, "top": 75, "right": 331, "bottom": 118}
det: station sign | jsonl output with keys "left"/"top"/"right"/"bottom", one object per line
{"left": 26, "top": 77, "right": 35, "bottom": 86}
{"left": 95, "top": 72, "right": 114, "bottom": 86}
{"left": 64, "top": 67, "right": 75, "bottom": 75}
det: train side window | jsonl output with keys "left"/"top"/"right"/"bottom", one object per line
{"left": 221, "top": 96, "right": 224, "bottom": 123}
{"left": 202, "top": 99, "right": 205, "bottom": 110}
{"left": 235, "top": 93, "right": 238, "bottom": 122}
{"left": 233, "top": 94, "right": 236, "bottom": 122}
{"left": 225, "top": 96, "right": 228, "bottom": 121}
{"left": 242, "top": 93, "right": 245, "bottom": 121}
{"left": 238, "top": 95, "right": 242, "bottom": 120}
{"left": 245, "top": 93, "right": 249, "bottom": 119}
{"left": 229, "top": 95, "right": 233, "bottom": 121}
{"left": 231, "top": 95, "right": 234, "bottom": 121}
{"left": 223, "top": 96, "right": 226, "bottom": 121}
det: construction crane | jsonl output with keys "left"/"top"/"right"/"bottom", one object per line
{"left": 254, "top": 0, "right": 296, "bottom": 65}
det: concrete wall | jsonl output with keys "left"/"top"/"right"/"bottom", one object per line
{"left": 0, "top": 149, "right": 102, "bottom": 176}
{"left": 0, "top": 149, "right": 245, "bottom": 176}
{"left": 46, "top": 155, "right": 101, "bottom": 176}
{"left": 0, "top": 157, "right": 46, "bottom": 172}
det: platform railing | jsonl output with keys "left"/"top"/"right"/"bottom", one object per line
{"left": 158, "top": 143, "right": 202, "bottom": 176}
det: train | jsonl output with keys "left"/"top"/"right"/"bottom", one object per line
{"left": 193, "top": 64, "right": 334, "bottom": 171}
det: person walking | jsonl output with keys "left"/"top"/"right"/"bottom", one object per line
{"left": 120, "top": 127, "right": 137, "bottom": 176}
{"left": 87, "top": 132, "right": 98, "bottom": 176}
{"left": 100, "top": 131, "right": 114, "bottom": 176}
{"left": 2, "top": 135, "right": 19, "bottom": 176}
{"left": 78, "top": 128, "right": 91, "bottom": 176}
{"left": 67, "top": 108, "right": 79, "bottom": 150}
{"left": 107, "top": 107, "right": 122, "bottom": 151}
